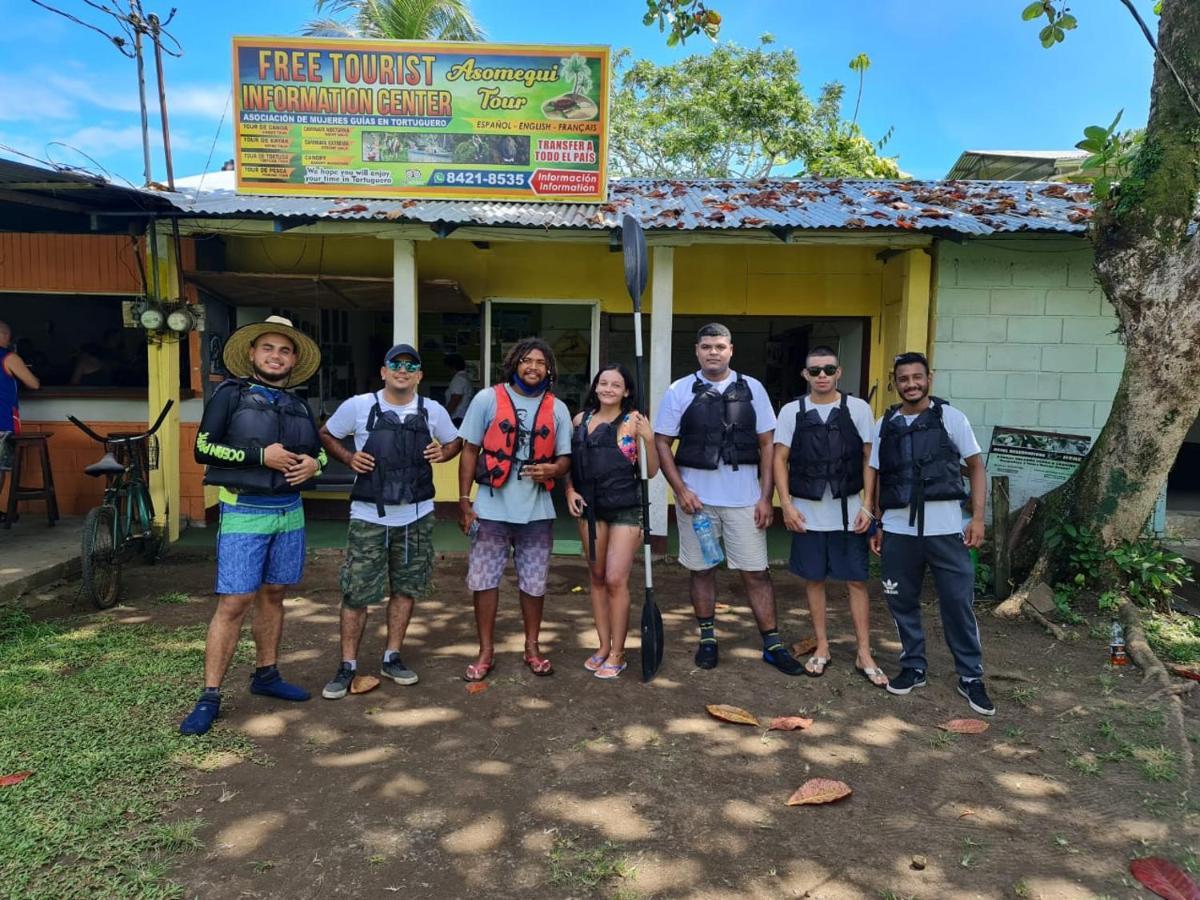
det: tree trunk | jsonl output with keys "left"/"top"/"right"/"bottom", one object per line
{"left": 1005, "top": 0, "right": 1200, "bottom": 606}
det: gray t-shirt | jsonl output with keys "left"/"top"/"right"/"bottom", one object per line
{"left": 460, "top": 384, "right": 573, "bottom": 524}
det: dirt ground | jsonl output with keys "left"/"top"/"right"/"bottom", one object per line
{"left": 35, "top": 548, "right": 1200, "bottom": 899}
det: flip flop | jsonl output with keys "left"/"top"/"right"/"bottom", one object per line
{"left": 464, "top": 659, "right": 494, "bottom": 682}
{"left": 804, "top": 656, "right": 832, "bottom": 678}
{"left": 523, "top": 654, "right": 554, "bottom": 676}
{"left": 855, "top": 665, "right": 889, "bottom": 688}
{"left": 583, "top": 653, "right": 608, "bottom": 672}
{"left": 594, "top": 661, "right": 626, "bottom": 680}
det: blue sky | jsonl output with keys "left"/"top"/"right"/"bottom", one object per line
{"left": 0, "top": 0, "right": 1156, "bottom": 184}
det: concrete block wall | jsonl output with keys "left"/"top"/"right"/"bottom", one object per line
{"left": 932, "top": 238, "right": 1125, "bottom": 451}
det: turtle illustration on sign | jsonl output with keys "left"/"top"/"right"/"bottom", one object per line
{"left": 543, "top": 53, "right": 599, "bottom": 121}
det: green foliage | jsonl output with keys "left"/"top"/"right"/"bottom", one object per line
{"left": 610, "top": 39, "right": 900, "bottom": 179}
{"left": 548, "top": 837, "right": 632, "bottom": 891}
{"left": 1021, "top": 1, "right": 1077, "bottom": 47}
{"left": 643, "top": 0, "right": 720, "bottom": 46}
{"left": 305, "top": 0, "right": 484, "bottom": 41}
{"left": 0, "top": 609, "right": 254, "bottom": 898}
{"left": 1143, "top": 611, "right": 1200, "bottom": 663}
{"left": 1067, "top": 110, "right": 1145, "bottom": 199}
{"left": 1044, "top": 517, "right": 1190, "bottom": 616}
{"left": 974, "top": 559, "right": 994, "bottom": 597}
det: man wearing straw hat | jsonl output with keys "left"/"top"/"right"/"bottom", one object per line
{"left": 180, "top": 315, "right": 326, "bottom": 736}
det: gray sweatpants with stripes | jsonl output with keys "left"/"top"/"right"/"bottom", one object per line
{"left": 880, "top": 531, "right": 984, "bottom": 679}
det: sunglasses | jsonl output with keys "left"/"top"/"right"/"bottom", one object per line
{"left": 806, "top": 364, "right": 839, "bottom": 377}
{"left": 519, "top": 357, "right": 549, "bottom": 369}
{"left": 387, "top": 360, "right": 421, "bottom": 372}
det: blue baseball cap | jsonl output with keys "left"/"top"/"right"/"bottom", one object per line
{"left": 384, "top": 343, "right": 421, "bottom": 364}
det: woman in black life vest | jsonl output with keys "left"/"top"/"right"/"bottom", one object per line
{"left": 564, "top": 364, "right": 659, "bottom": 679}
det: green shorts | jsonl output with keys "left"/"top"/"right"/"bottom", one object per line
{"left": 596, "top": 506, "right": 642, "bottom": 528}
{"left": 339, "top": 514, "right": 435, "bottom": 609}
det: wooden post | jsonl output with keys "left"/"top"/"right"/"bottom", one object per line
{"left": 992, "top": 475, "right": 1011, "bottom": 600}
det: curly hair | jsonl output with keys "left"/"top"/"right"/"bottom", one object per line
{"left": 501, "top": 337, "right": 557, "bottom": 388}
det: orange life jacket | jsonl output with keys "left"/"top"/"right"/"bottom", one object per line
{"left": 476, "top": 384, "right": 558, "bottom": 490}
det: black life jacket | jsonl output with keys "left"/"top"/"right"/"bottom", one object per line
{"left": 877, "top": 397, "right": 967, "bottom": 535}
{"left": 788, "top": 394, "right": 865, "bottom": 530}
{"left": 203, "top": 379, "right": 321, "bottom": 494}
{"left": 348, "top": 392, "right": 435, "bottom": 517}
{"left": 570, "top": 413, "right": 641, "bottom": 515}
{"left": 674, "top": 372, "right": 760, "bottom": 471}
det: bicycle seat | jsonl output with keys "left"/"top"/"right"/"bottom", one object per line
{"left": 85, "top": 452, "right": 126, "bottom": 478}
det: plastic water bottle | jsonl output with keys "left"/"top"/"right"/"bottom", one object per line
{"left": 692, "top": 511, "right": 725, "bottom": 567}
{"left": 1109, "top": 621, "right": 1127, "bottom": 666}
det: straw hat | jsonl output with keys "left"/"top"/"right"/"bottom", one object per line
{"left": 223, "top": 315, "right": 321, "bottom": 385}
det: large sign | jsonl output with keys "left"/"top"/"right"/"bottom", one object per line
{"left": 233, "top": 37, "right": 610, "bottom": 202}
{"left": 986, "top": 426, "right": 1092, "bottom": 512}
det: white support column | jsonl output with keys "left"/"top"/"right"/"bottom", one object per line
{"left": 648, "top": 246, "right": 674, "bottom": 538}
{"left": 392, "top": 238, "right": 418, "bottom": 344}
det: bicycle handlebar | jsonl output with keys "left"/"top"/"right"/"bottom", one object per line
{"left": 68, "top": 400, "right": 175, "bottom": 445}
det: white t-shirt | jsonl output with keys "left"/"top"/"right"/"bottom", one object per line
{"left": 445, "top": 370, "right": 473, "bottom": 420}
{"left": 775, "top": 394, "right": 874, "bottom": 532}
{"left": 868, "top": 402, "right": 982, "bottom": 537}
{"left": 654, "top": 370, "right": 776, "bottom": 508}
{"left": 324, "top": 391, "right": 459, "bottom": 527}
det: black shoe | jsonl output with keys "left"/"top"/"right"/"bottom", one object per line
{"left": 958, "top": 678, "right": 997, "bottom": 716}
{"left": 694, "top": 641, "right": 718, "bottom": 669}
{"left": 321, "top": 664, "right": 354, "bottom": 700}
{"left": 762, "top": 645, "right": 805, "bottom": 676}
{"left": 885, "top": 667, "right": 927, "bottom": 695}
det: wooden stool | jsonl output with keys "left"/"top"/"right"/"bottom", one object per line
{"left": 4, "top": 433, "right": 59, "bottom": 528}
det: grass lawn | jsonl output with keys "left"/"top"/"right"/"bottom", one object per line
{"left": 0, "top": 608, "right": 254, "bottom": 899}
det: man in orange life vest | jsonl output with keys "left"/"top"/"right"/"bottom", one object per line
{"left": 457, "top": 338, "right": 573, "bottom": 682}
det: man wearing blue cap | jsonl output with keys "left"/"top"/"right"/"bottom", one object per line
{"left": 318, "top": 344, "right": 461, "bottom": 697}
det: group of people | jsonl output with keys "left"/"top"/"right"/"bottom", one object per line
{"left": 179, "top": 316, "right": 996, "bottom": 737}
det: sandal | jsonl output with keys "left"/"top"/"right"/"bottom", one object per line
{"left": 804, "top": 656, "right": 832, "bottom": 678}
{"left": 594, "top": 661, "right": 626, "bottom": 680}
{"left": 855, "top": 664, "right": 889, "bottom": 688}
{"left": 584, "top": 652, "right": 608, "bottom": 672}
{"left": 522, "top": 649, "right": 554, "bottom": 676}
{"left": 464, "top": 658, "right": 495, "bottom": 682}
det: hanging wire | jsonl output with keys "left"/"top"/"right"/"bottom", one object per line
{"left": 30, "top": 0, "right": 133, "bottom": 55}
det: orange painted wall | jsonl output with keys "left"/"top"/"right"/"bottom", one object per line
{"left": 1, "top": 421, "right": 205, "bottom": 522}
{"left": 0, "top": 233, "right": 144, "bottom": 294}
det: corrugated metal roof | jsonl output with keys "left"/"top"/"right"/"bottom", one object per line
{"left": 0, "top": 157, "right": 176, "bottom": 213}
{"left": 159, "top": 170, "right": 1094, "bottom": 236}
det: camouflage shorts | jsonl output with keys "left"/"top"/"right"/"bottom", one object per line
{"left": 0, "top": 432, "right": 12, "bottom": 471}
{"left": 340, "top": 514, "right": 435, "bottom": 609}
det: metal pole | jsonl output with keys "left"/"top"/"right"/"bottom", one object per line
{"left": 149, "top": 13, "right": 174, "bottom": 191}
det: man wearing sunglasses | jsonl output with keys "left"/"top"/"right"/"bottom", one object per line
{"left": 654, "top": 323, "right": 804, "bottom": 676}
{"left": 318, "top": 344, "right": 462, "bottom": 699}
{"left": 773, "top": 346, "right": 886, "bottom": 685}
{"left": 866, "top": 351, "right": 994, "bottom": 716}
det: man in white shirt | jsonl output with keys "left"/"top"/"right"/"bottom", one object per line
{"left": 318, "top": 344, "right": 462, "bottom": 698}
{"left": 654, "top": 323, "right": 804, "bottom": 676}
{"left": 774, "top": 346, "right": 886, "bottom": 686}
{"left": 866, "top": 351, "right": 995, "bottom": 716}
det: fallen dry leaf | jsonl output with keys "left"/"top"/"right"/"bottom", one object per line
{"left": 1129, "top": 856, "right": 1200, "bottom": 900}
{"left": 938, "top": 718, "right": 990, "bottom": 734}
{"left": 786, "top": 778, "right": 852, "bottom": 806}
{"left": 570, "top": 585, "right": 584, "bottom": 593}
{"left": 910, "top": 855, "right": 927, "bottom": 870}
{"left": 958, "top": 809, "right": 975, "bottom": 819}
{"left": 0, "top": 771, "right": 33, "bottom": 788}
{"left": 1168, "top": 663, "right": 1200, "bottom": 683}
{"left": 714, "top": 602, "right": 732, "bottom": 613}
{"left": 767, "top": 716, "right": 814, "bottom": 732}
{"left": 466, "top": 682, "right": 489, "bottom": 695}
{"left": 350, "top": 675, "right": 380, "bottom": 695}
{"left": 791, "top": 637, "right": 819, "bottom": 658}
{"left": 706, "top": 704, "right": 759, "bottom": 726}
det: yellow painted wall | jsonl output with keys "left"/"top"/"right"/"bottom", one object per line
{"left": 216, "top": 233, "right": 935, "bottom": 505}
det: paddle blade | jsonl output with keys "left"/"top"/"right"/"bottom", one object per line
{"left": 622, "top": 213, "right": 648, "bottom": 308}
{"left": 641, "top": 589, "right": 663, "bottom": 682}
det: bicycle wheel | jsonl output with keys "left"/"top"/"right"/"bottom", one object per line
{"left": 81, "top": 505, "right": 121, "bottom": 609}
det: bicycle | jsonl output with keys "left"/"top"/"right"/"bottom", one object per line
{"left": 69, "top": 401, "right": 174, "bottom": 609}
